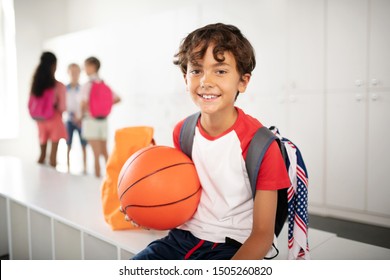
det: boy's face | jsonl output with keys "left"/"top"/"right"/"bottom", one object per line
{"left": 185, "top": 45, "right": 250, "bottom": 116}
{"left": 68, "top": 66, "right": 80, "bottom": 83}
{"left": 84, "top": 62, "right": 97, "bottom": 76}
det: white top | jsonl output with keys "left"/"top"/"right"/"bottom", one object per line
{"left": 180, "top": 127, "right": 254, "bottom": 243}
{"left": 66, "top": 84, "right": 82, "bottom": 120}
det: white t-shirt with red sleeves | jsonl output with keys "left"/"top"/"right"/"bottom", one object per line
{"left": 173, "top": 107, "right": 291, "bottom": 244}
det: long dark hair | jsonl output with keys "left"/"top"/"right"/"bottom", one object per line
{"left": 31, "top": 52, "right": 57, "bottom": 97}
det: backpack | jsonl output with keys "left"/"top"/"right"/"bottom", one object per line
{"left": 28, "top": 88, "right": 56, "bottom": 121}
{"left": 89, "top": 81, "right": 113, "bottom": 118}
{"left": 179, "top": 112, "right": 310, "bottom": 260}
{"left": 101, "top": 126, "right": 155, "bottom": 230}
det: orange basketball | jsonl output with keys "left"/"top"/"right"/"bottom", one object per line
{"left": 117, "top": 145, "right": 201, "bottom": 230}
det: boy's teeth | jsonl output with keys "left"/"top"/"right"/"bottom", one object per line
{"left": 202, "top": 95, "right": 218, "bottom": 99}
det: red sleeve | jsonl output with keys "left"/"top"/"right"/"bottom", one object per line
{"left": 256, "top": 140, "right": 291, "bottom": 191}
{"left": 172, "top": 119, "right": 185, "bottom": 150}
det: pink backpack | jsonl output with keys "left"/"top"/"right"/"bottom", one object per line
{"left": 89, "top": 81, "right": 113, "bottom": 118}
{"left": 28, "top": 88, "right": 56, "bottom": 120}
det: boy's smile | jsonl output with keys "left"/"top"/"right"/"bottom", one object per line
{"left": 197, "top": 93, "right": 221, "bottom": 101}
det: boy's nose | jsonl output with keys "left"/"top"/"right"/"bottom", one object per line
{"left": 200, "top": 73, "right": 214, "bottom": 89}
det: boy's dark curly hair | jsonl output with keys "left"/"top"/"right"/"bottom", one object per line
{"left": 173, "top": 23, "right": 256, "bottom": 77}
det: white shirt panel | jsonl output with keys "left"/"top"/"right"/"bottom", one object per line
{"left": 180, "top": 127, "right": 254, "bottom": 244}
{"left": 66, "top": 85, "right": 82, "bottom": 119}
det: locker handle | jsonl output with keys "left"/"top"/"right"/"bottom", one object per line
{"left": 289, "top": 95, "right": 297, "bottom": 103}
{"left": 355, "top": 94, "right": 363, "bottom": 102}
{"left": 355, "top": 79, "right": 364, "bottom": 87}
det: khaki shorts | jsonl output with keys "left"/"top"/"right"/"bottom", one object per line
{"left": 82, "top": 117, "right": 108, "bottom": 141}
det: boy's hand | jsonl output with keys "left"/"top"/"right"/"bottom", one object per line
{"left": 73, "top": 117, "right": 82, "bottom": 128}
{"left": 119, "top": 206, "right": 150, "bottom": 230}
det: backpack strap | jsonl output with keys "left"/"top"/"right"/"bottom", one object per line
{"left": 245, "top": 127, "right": 278, "bottom": 199}
{"left": 246, "top": 127, "right": 289, "bottom": 238}
{"left": 179, "top": 112, "right": 201, "bottom": 159}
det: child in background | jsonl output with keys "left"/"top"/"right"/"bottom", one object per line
{"left": 131, "top": 23, "right": 291, "bottom": 260}
{"left": 30, "top": 51, "right": 67, "bottom": 167}
{"left": 80, "top": 57, "right": 121, "bottom": 178}
{"left": 65, "top": 63, "right": 87, "bottom": 174}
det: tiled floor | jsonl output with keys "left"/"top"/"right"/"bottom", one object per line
{"left": 309, "top": 214, "right": 390, "bottom": 249}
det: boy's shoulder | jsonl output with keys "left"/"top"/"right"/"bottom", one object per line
{"left": 233, "top": 107, "right": 264, "bottom": 147}
{"left": 236, "top": 107, "right": 263, "bottom": 131}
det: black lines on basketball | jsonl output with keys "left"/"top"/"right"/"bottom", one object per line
{"left": 119, "top": 162, "right": 194, "bottom": 201}
{"left": 124, "top": 186, "right": 201, "bottom": 209}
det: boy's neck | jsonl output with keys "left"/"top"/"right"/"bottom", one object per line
{"left": 200, "top": 107, "right": 238, "bottom": 137}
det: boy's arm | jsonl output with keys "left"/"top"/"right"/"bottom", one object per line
{"left": 113, "top": 94, "right": 121, "bottom": 104}
{"left": 79, "top": 83, "right": 91, "bottom": 117}
{"left": 231, "top": 189, "right": 277, "bottom": 260}
{"left": 80, "top": 100, "right": 88, "bottom": 117}
{"left": 172, "top": 119, "right": 185, "bottom": 149}
{"left": 112, "top": 91, "right": 121, "bottom": 104}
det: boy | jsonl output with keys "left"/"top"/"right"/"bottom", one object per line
{"left": 65, "top": 63, "right": 87, "bottom": 174}
{"left": 80, "top": 57, "right": 121, "bottom": 177}
{"left": 131, "top": 23, "right": 290, "bottom": 260}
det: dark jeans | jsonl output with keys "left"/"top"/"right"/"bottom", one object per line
{"left": 132, "top": 228, "right": 241, "bottom": 260}
{"left": 66, "top": 120, "right": 87, "bottom": 147}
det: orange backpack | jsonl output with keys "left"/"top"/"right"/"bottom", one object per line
{"left": 101, "top": 126, "right": 154, "bottom": 230}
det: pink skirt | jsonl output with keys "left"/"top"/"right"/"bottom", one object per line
{"left": 37, "top": 112, "right": 67, "bottom": 144}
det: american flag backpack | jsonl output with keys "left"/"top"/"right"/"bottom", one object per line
{"left": 179, "top": 112, "right": 310, "bottom": 260}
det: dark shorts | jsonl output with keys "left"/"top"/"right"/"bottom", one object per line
{"left": 132, "top": 229, "right": 241, "bottom": 260}
{"left": 66, "top": 120, "right": 87, "bottom": 147}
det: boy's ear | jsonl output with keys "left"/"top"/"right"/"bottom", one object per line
{"left": 238, "top": 74, "right": 251, "bottom": 93}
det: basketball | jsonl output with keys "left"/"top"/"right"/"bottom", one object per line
{"left": 117, "top": 145, "right": 201, "bottom": 230}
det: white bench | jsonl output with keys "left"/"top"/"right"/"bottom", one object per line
{"left": 0, "top": 156, "right": 166, "bottom": 259}
{"left": 1, "top": 156, "right": 389, "bottom": 260}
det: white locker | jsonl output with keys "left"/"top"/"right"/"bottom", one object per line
{"left": 326, "top": 92, "right": 366, "bottom": 210}
{"left": 366, "top": 0, "right": 390, "bottom": 216}
{"left": 367, "top": 91, "right": 390, "bottom": 215}
{"left": 286, "top": 0, "right": 325, "bottom": 205}
{"left": 327, "top": 0, "right": 368, "bottom": 91}
{"left": 368, "top": 0, "right": 390, "bottom": 89}
{"left": 326, "top": 0, "right": 368, "bottom": 210}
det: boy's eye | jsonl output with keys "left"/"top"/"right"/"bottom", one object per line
{"left": 216, "top": 70, "right": 227, "bottom": 75}
{"left": 189, "top": 69, "right": 201, "bottom": 75}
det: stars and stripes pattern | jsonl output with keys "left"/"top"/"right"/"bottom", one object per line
{"left": 287, "top": 143, "right": 310, "bottom": 260}
{"left": 271, "top": 128, "right": 310, "bottom": 260}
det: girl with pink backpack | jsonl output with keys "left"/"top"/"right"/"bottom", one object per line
{"left": 28, "top": 52, "right": 67, "bottom": 167}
